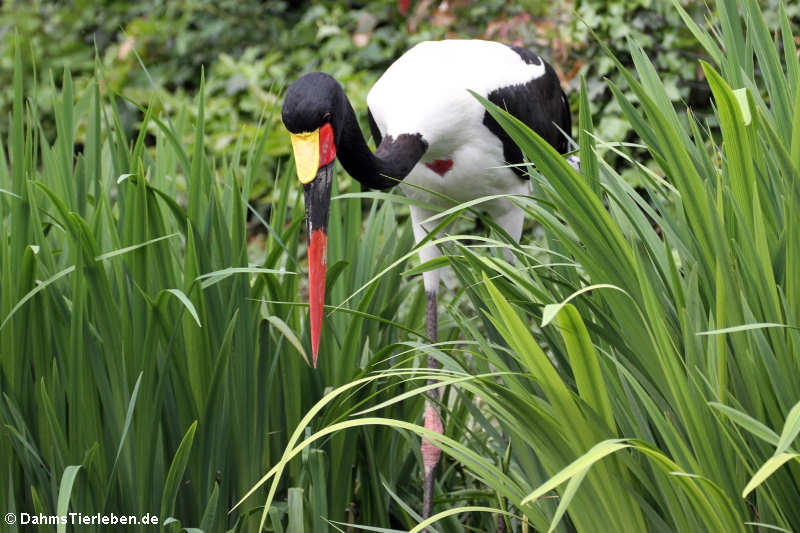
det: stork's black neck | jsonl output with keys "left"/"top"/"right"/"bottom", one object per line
{"left": 335, "top": 93, "right": 427, "bottom": 190}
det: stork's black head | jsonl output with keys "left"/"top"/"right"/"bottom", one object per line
{"left": 282, "top": 71, "right": 347, "bottom": 367}
{"left": 281, "top": 72, "right": 345, "bottom": 138}
{"left": 281, "top": 72, "right": 342, "bottom": 186}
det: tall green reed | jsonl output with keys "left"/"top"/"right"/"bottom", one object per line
{"left": 442, "top": 0, "right": 800, "bottom": 529}
{"left": 265, "top": 1, "right": 800, "bottom": 531}
{"left": 0, "top": 42, "right": 431, "bottom": 531}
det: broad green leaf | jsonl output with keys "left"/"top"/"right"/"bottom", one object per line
{"left": 521, "top": 440, "right": 630, "bottom": 504}
{"left": 409, "top": 506, "right": 516, "bottom": 533}
{"left": 541, "top": 284, "right": 628, "bottom": 327}
{"left": 733, "top": 88, "right": 752, "bottom": 125}
{"left": 742, "top": 452, "right": 800, "bottom": 498}
{"left": 0, "top": 188, "right": 22, "bottom": 199}
{"left": 56, "top": 466, "right": 81, "bottom": 533}
{"left": 548, "top": 466, "right": 589, "bottom": 533}
{"left": 105, "top": 373, "right": 143, "bottom": 501}
{"left": 161, "top": 421, "right": 198, "bottom": 522}
{"left": 696, "top": 323, "right": 790, "bottom": 336}
{"left": 743, "top": 522, "right": 792, "bottom": 533}
{"left": 402, "top": 256, "right": 452, "bottom": 277}
{"left": 557, "top": 304, "right": 615, "bottom": 431}
{"left": 709, "top": 402, "right": 780, "bottom": 446}
{"left": 264, "top": 314, "right": 309, "bottom": 366}
{"left": 287, "top": 488, "right": 304, "bottom": 533}
{"left": 578, "top": 74, "right": 599, "bottom": 193}
{"left": 309, "top": 450, "right": 328, "bottom": 533}
{"left": 328, "top": 522, "right": 406, "bottom": 533}
{"left": 164, "top": 289, "right": 202, "bottom": 328}
{"left": 196, "top": 267, "right": 293, "bottom": 289}
{"left": 0, "top": 265, "right": 75, "bottom": 331}
{"left": 775, "top": 400, "right": 800, "bottom": 455}
{"left": 199, "top": 483, "right": 219, "bottom": 533}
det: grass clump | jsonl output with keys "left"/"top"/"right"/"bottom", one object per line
{"left": 0, "top": 38, "right": 433, "bottom": 532}
{"left": 264, "top": 1, "right": 800, "bottom": 531}
{"left": 431, "top": 1, "right": 800, "bottom": 530}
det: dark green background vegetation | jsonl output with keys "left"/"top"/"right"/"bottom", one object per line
{"left": 8, "top": 0, "right": 796, "bottom": 185}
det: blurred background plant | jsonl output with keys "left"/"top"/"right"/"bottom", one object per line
{"left": 6, "top": 0, "right": 795, "bottom": 192}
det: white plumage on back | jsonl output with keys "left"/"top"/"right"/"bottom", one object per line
{"left": 368, "top": 40, "right": 546, "bottom": 212}
{"left": 368, "top": 40, "right": 545, "bottom": 149}
{"left": 365, "top": 40, "right": 550, "bottom": 293}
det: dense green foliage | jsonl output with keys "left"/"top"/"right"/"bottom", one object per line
{"left": 257, "top": 0, "right": 800, "bottom": 531}
{"left": 7, "top": 0, "right": 795, "bottom": 185}
{"left": 2, "top": 0, "right": 800, "bottom": 532}
{"left": 0, "top": 42, "right": 441, "bottom": 532}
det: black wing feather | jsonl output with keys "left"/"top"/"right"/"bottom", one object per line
{"left": 367, "top": 108, "right": 382, "bottom": 146}
{"left": 483, "top": 46, "right": 571, "bottom": 179}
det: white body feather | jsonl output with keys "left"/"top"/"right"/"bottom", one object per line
{"left": 367, "top": 40, "right": 544, "bottom": 149}
{"left": 367, "top": 40, "right": 548, "bottom": 292}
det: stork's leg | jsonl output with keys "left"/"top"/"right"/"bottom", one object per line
{"left": 490, "top": 201, "right": 525, "bottom": 264}
{"left": 421, "top": 287, "right": 440, "bottom": 523}
{"left": 410, "top": 207, "right": 444, "bottom": 526}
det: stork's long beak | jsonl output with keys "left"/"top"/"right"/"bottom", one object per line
{"left": 303, "top": 165, "right": 332, "bottom": 366}
{"left": 289, "top": 123, "right": 336, "bottom": 367}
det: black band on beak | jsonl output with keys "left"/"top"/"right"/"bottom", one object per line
{"left": 303, "top": 162, "right": 334, "bottom": 238}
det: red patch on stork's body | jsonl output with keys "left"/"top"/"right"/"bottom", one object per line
{"left": 425, "top": 159, "right": 454, "bottom": 176}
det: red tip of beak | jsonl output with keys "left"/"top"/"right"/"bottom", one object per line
{"left": 308, "top": 229, "right": 327, "bottom": 366}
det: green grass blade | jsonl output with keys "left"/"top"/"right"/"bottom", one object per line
{"left": 521, "top": 440, "right": 630, "bottom": 504}
{"left": 163, "top": 289, "right": 202, "bottom": 328}
{"left": 56, "top": 465, "right": 81, "bottom": 533}
{"left": 775, "top": 400, "right": 800, "bottom": 455}
{"left": 708, "top": 402, "right": 780, "bottom": 446}
{"left": 556, "top": 304, "right": 615, "bottom": 432}
{"left": 541, "top": 284, "right": 629, "bottom": 327}
{"left": 547, "top": 466, "right": 589, "bottom": 533}
{"left": 742, "top": 453, "right": 800, "bottom": 498}
{"left": 161, "top": 421, "right": 198, "bottom": 525}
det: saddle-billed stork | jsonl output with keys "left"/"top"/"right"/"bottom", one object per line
{"left": 282, "top": 39, "right": 572, "bottom": 523}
